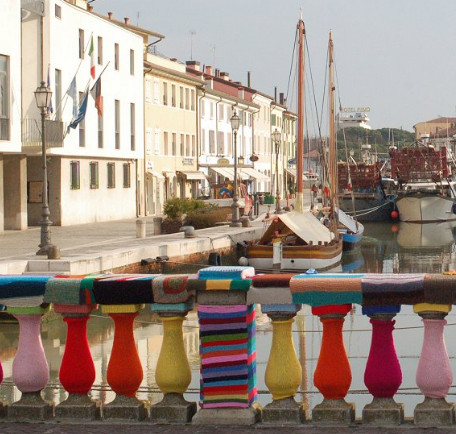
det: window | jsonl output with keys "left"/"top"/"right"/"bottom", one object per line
{"left": 201, "top": 129, "right": 206, "bottom": 153}
{"left": 90, "top": 162, "right": 99, "bottom": 189}
{"left": 55, "top": 4, "right": 61, "bottom": 18}
{"left": 153, "top": 78, "right": 159, "bottom": 104}
{"left": 163, "top": 82, "right": 168, "bottom": 105}
{"left": 78, "top": 29, "right": 84, "bottom": 59}
{"left": 129, "top": 49, "right": 134, "bottom": 75}
{"left": 98, "top": 101, "right": 103, "bottom": 148}
{"left": 185, "top": 134, "right": 190, "bottom": 156}
{"left": 78, "top": 91, "right": 85, "bottom": 147}
{"left": 191, "top": 90, "right": 195, "bottom": 111}
{"left": 185, "top": 88, "right": 189, "bottom": 110}
{"left": 164, "top": 132, "right": 169, "bottom": 155}
{"left": 209, "top": 130, "right": 215, "bottom": 154}
{"left": 107, "top": 162, "right": 115, "bottom": 188}
{"left": 200, "top": 99, "right": 205, "bottom": 116}
{"left": 115, "top": 100, "right": 120, "bottom": 149}
{"left": 0, "top": 55, "right": 10, "bottom": 140}
{"left": 218, "top": 104, "right": 224, "bottom": 121}
{"left": 114, "top": 43, "right": 119, "bottom": 70}
{"left": 227, "top": 132, "right": 232, "bottom": 155}
{"left": 210, "top": 102, "right": 214, "bottom": 119}
{"left": 70, "top": 161, "right": 80, "bottom": 189}
{"left": 172, "top": 133, "right": 176, "bottom": 155}
{"left": 192, "top": 135, "right": 195, "bottom": 156}
{"left": 97, "top": 37, "right": 103, "bottom": 65}
{"left": 145, "top": 78, "right": 152, "bottom": 103}
{"left": 154, "top": 130, "right": 160, "bottom": 155}
{"left": 55, "top": 69, "right": 62, "bottom": 120}
{"left": 130, "top": 103, "right": 135, "bottom": 151}
{"left": 217, "top": 131, "right": 224, "bottom": 155}
{"left": 180, "top": 134, "right": 184, "bottom": 156}
{"left": 123, "top": 163, "right": 131, "bottom": 188}
{"left": 179, "top": 86, "right": 183, "bottom": 108}
{"left": 171, "top": 84, "right": 176, "bottom": 107}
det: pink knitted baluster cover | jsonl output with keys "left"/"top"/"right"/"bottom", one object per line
{"left": 364, "top": 319, "right": 402, "bottom": 397}
{"left": 416, "top": 318, "right": 452, "bottom": 398}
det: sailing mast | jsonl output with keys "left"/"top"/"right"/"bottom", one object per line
{"left": 295, "top": 17, "right": 305, "bottom": 212}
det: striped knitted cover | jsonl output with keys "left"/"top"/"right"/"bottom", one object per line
{"left": 290, "top": 273, "right": 364, "bottom": 306}
{"left": 0, "top": 275, "right": 51, "bottom": 307}
{"left": 186, "top": 278, "right": 252, "bottom": 292}
{"left": 251, "top": 274, "right": 295, "bottom": 288}
{"left": 44, "top": 274, "right": 105, "bottom": 305}
{"left": 198, "top": 266, "right": 255, "bottom": 280}
{"left": 362, "top": 274, "right": 425, "bottom": 306}
{"left": 423, "top": 274, "right": 456, "bottom": 304}
{"left": 92, "top": 274, "right": 160, "bottom": 305}
{"left": 198, "top": 304, "right": 257, "bottom": 408}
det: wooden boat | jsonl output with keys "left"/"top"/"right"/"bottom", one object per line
{"left": 246, "top": 19, "right": 342, "bottom": 271}
{"left": 390, "top": 139, "right": 456, "bottom": 222}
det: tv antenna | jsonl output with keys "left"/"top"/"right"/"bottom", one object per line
{"left": 190, "top": 30, "right": 196, "bottom": 60}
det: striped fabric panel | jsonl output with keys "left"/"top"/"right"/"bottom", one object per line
{"left": 198, "top": 266, "right": 255, "bottom": 280}
{"left": 199, "top": 304, "right": 257, "bottom": 409}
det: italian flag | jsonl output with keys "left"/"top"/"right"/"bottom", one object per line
{"left": 89, "top": 36, "right": 95, "bottom": 79}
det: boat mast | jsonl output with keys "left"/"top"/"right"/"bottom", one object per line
{"left": 295, "top": 17, "right": 305, "bottom": 212}
{"left": 328, "top": 31, "right": 338, "bottom": 210}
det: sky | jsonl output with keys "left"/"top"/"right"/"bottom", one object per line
{"left": 94, "top": 0, "right": 456, "bottom": 132}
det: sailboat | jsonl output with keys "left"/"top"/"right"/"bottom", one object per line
{"left": 245, "top": 18, "right": 343, "bottom": 271}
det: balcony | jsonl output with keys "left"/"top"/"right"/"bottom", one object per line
{"left": 21, "top": 118, "right": 65, "bottom": 148}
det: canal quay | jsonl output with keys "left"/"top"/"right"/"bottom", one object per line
{"left": 4, "top": 206, "right": 456, "bottom": 432}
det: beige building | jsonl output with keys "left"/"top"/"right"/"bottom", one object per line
{"left": 413, "top": 117, "right": 456, "bottom": 140}
{"left": 144, "top": 55, "right": 205, "bottom": 215}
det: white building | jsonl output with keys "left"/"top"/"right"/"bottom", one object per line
{"left": 1, "top": 0, "right": 25, "bottom": 232}
{"left": 21, "top": 0, "right": 146, "bottom": 226}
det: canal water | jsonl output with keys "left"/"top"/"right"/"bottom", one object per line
{"left": 1, "top": 221, "right": 456, "bottom": 418}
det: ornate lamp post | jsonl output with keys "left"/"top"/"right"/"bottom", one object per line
{"left": 34, "top": 81, "right": 55, "bottom": 255}
{"left": 272, "top": 128, "right": 282, "bottom": 214}
{"left": 230, "top": 110, "right": 242, "bottom": 227}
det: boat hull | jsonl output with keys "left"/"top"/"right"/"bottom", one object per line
{"left": 396, "top": 195, "right": 456, "bottom": 222}
{"left": 338, "top": 195, "right": 395, "bottom": 222}
{"left": 246, "top": 238, "right": 343, "bottom": 271}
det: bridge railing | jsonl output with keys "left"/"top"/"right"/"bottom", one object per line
{"left": 0, "top": 268, "right": 455, "bottom": 426}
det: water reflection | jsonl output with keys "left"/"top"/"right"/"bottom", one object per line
{"left": 1, "top": 222, "right": 456, "bottom": 417}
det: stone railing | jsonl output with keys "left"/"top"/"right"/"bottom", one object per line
{"left": 0, "top": 268, "right": 455, "bottom": 427}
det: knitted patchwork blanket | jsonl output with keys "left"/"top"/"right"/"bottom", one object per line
{"left": 362, "top": 274, "right": 425, "bottom": 306}
{"left": 198, "top": 266, "right": 255, "bottom": 280}
{"left": 251, "top": 274, "right": 295, "bottom": 288}
{"left": 152, "top": 274, "right": 193, "bottom": 303}
{"left": 0, "top": 275, "right": 51, "bottom": 307}
{"left": 422, "top": 274, "right": 456, "bottom": 305}
{"left": 290, "top": 273, "right": 364, "bottom": 306}
{"left": 247, "top": 286, "right": 292, "bottom": 305}
{"left": 92, "top": 274, "right": 160, "bottom": 305}
{"left": 186, "top": 278, "right": 251, "bottom": 292}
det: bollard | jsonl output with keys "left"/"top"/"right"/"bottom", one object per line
{"left": 136, "top": 219, "right": 146, "bottom": 238}
{"left": 47, "top": 246, "right": 60, "bottom": 259}
{"left": 153, "top": 217, "right": 162, "bottom": 235}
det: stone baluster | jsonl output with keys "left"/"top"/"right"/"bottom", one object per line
{"left": 311, "top": 304, "right": 355, "bottom": 424}
{"left": 101, "top": 304, "right": 147, "bottom": 421}
{"left": 261, "top": 304, "right": 305, "bottom": 424}
{"left": 413, "top": 303, "right": 454, "bottom": 426}
{"left": 8, "top": 305, "right": 53, "bottom": 420}
{"left": 362, "top": 306, "right": 404, "bottom": 425}
{"left": 149, "top": 301, "right": 196, "bottom": 423}
{"left": 53, "top": 304, "right": 99, "bottom": 420}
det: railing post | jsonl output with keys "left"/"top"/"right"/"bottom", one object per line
{"left": 262, "top": 304, "right": 305, "bottom": 424}
{"left": 149, "top": 301, "right": 196, "bottom": 423}
{"left": 362, "top": 306, "right": 404, "bottom": 425}
{"left": 311, "top": 304, "right": 355, "bottom": 424}
{"left": 413, "top": 303, "right": 455, "bottom": 426}
{"left": 54, "top": 305, "right": 99, "bottom": 420}
{"left": 8, "top": 305, "right": 53, "bottom": 420}
{"left": 101, "top": 304, "right": 147, "bottom": 421}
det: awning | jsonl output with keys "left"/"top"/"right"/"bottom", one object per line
{"left": 210, "top": 166, "right": 234, "bottom": 181}
{"left": 178, "top": 171, "right": 207, "bottom": 181}
{"left": 240, "top": 167, "right": 270, "bottom": 182}
{"left": 146, "top": 169, "right": 165, "bottom": 180}
{"left": 286, "top": 168, "right": 297, "bottom": 178}
{"left": 162, "top": 170, "right": 176, "bottom": 179}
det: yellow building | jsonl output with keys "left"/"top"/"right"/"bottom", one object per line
{"left": 144, "top": 55, "right": 205, "bottom": 215}
{"left": 413, "top": 117, "right": 456, "bottom": 140}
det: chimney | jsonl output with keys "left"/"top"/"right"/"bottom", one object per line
{"left": 215, "top": 69, "right": 220, "bottom": 78}
{"left": 186, "top": 60, "right": 200, "bottom": 71}
{"left": 220, "top": 72, "right": 229, "bottom": 81}
{"left": 124, "top": 17, "right": 130, "bottom": 25}
{"left": 238, "top": 86, "right": 245, "bottom": 99}
{"left": 205, "top": 65, "right": 213, "bottom": 76}
{"left": 274, "top": 86, "right": 277, "bottom": 102}
{"left": 279, "top": 92, "right": 284, "bottom": 105}
{"left": 108, "top": 12, "right": 113, "bottom": 19}
{"left": 247, "top": 71, "right": 251, "bottom": 88}
{"left": 205, "top": 78, "right": 214, "bottom": 90}
{"left": 88, "top": 5, "right": 93, "bottom": 12}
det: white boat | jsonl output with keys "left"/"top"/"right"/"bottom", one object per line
{"left": 390, "top": 140, "right": 456, "bottom": 222}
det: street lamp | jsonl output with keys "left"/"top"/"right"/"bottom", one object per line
{"left": 230, "top": 110, "right": 242, "bottom": 227}
{"left": 34, "top": 81, "right": 55, "bottom": 256}
{"left": 272, "top": 128, "right": 281, "bottom": 213}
